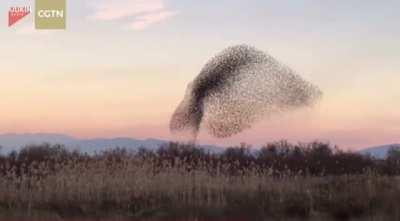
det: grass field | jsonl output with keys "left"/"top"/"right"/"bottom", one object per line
{"left": 0, "top": 142, "right": 400, "bottom": 220}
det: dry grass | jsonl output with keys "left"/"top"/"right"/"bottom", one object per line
{"left": 0, "top": 143, "right": 399, "bottom": 220}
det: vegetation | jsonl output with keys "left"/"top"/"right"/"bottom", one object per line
{"left": 0, "top": 141, "right": 399, "bottom": 220}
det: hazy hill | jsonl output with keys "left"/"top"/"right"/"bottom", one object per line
{"left": 0, "top": 133, "right": 76, "bottom": 152}
{"left": 1, "top": 133, "right": 397, "bottom": 158}
{"left": 358, "top": 144, "right": 400, "bottom": 159}
{"left": 0, "top": 133, "right": 222, "bottom": 154}
{"left": 0, "top": 133, "right": 167, "bottom": 154}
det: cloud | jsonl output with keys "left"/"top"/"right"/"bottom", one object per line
{"left": 88, "top": 0, "right": 177, "bottom": 30}
{"left": 128, "top": 10, "right": 177, "bottom": 30}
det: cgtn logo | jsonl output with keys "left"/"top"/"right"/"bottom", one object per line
{"left": 37, "top": 10, "right": 64, "bottom": 18}
{"left": 8, "top": 6, "right": 31, "bottom": 27}
{"left": 35, "top": 0, "right": 66, "bottom": 29}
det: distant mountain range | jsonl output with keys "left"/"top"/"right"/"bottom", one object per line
{"left": 358, "top": 144, "right": 400, "bottom": 159}
{"left": 0, "top": 133, "right": 223, "bottom": 155}
{"left": 0, "top": 133, "right": 397, "bottom": 158}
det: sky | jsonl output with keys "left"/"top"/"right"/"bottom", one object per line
{"left": 0, "top": 0, "right": 399, "bottom": 150}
